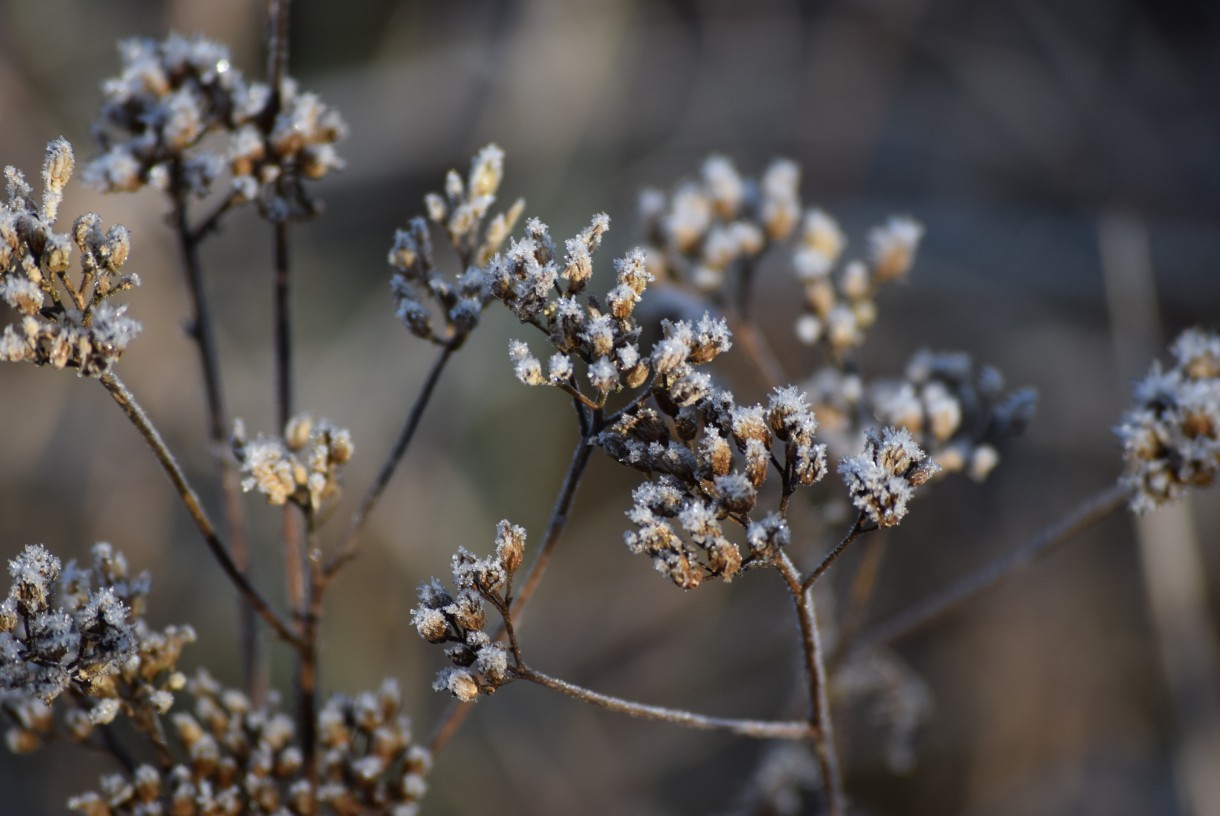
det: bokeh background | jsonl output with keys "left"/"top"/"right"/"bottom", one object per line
{"left": 1, "top": 0, "right": 1219, "bottom": 813}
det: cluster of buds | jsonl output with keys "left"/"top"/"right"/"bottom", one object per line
{"left": 869, "top": 350, "right": 1037, "bottom": 481}
{"left": 837, "top": 427, "right": 939, "bottom": 528}
{"left": 493, "top": 216, "right": 666, "bottom": 405}
{"left": 316, "top": 680, "right": 431, "bottom": 816}
{"left": 790, "top": 211, "right": 923, "bottom": 356}
{"left": 638, "top": 155, "right": 797, "bottom": 292}
{"left": 412, "top": 521, "right": 524, "bottom": 702}
{"left": 84, "top": 33, "right": 346, "bottom": 218}
{"left": 2, "top": 543, "right": 194, "bottom": 753}
{"left": 0, "top": 139, "right": 141, "bottom": 376}
{"left": 68, "top": 672, "right": 430, "bottom": 816}
{"left": 614, "top": 386, "right": 825, "bottom": 589}
{"left": 1117, "top": 327, "right": 1220, "bottom": 514}
{"left": 232, "top": 414, "right": 354, "bottom": 513}
{"left": 389, "top": 145, "right": 523, "bottom": 346}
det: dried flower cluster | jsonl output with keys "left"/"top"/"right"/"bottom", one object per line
{"left": 232, "top": 414, "right": 354, "bottom": 512}
{"left": 492, "top": 214, "right": 667, "bottom": 404}
{"left": 0, "top": 139, "right": 141, "bottom": 376}
{"left": 1117, "top": 327, "right": 1220, "bottom": 513}
{"left": 864, "top": 350, "right": 1037, "bottom": 481}
{"left": 838, "top": 426, "right": 939, "bottom": 528}
{"left": 1, "top": 543, "right": 194, "bottom": 753}
{"left": 612, "top": 385, "right": 826, "bottom": 588}
{"left": 411, "top": 521, "right": 524, "bottom": 702}
{"left": 68, "top": 672, "right": 429, "bottom": 816}
{"left": 638, "top": 154, "right": 785, "bottom": 293}
{"left": 637, "top": 154, "right": 923, "bottom": 357}
{"left": 389, "top": 145, "right": 523, "bottom": 346}
{"left": 85, "top": 33, "right": 346, "bottom": 219}
{"left": 788, "top": 212, "right": 923, "bottom": 355}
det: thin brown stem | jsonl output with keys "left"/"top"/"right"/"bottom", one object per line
{"left": 265, "top": 0, "right": 291, "bottom": 92}
{"left": 171, "top": 192, "right": 262, "bottom": 700}
{"left": 296, "top": 523, "right": 322, "bottom": 807}
{"left": 507, "top": 428, "right": 596, "bottom": 622}
{"left": 283, "top": 506, "right": 306, "bottom": 620}
{"left": 802, "top": 512, "right": 871, "bottom": 592}
{"left": 99, "top": 372, "right": 301, "bottom": 647}
{"left": 856, "top": 481, "right": 1131, "bottom": 650}
{"left": 273, "top": 221, "right": 293, "bottom": 428}
{"left": 776, "top": 551, "right": 845, "bottom": 816}
{"left": 325, "top": 343, "right": 456, "bottom": 578}
{"left": 516, "top": 666, "right": 814, "bottom": 740}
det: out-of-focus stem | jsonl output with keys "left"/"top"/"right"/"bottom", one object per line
{"left": 856, "top": 482, "right": 1130, "bottom": 650}
{"left": 170, "top": 191, "right": 263, "bottom": 701}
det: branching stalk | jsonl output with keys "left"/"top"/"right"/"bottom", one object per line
{"left": 776, "top": 550, "right": 845, "bottom": 816}
{"left": 802, "top": 512, "right": 872, "bottom": 592}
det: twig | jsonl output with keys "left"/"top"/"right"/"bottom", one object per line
{"left": 856, "top": 481, "right": 1130, "bottom": 650}
{"left": 297, "top": 524, "right": 322, "bottom": 802}
{"left": 170, "top": 190, "right": 262, "bottom": 701}
{"left": 325, "top": 343, "right": 456, "bottom": 577}
{"left": 99, "top": 372, "right": 300, "bottom": 647}
{"left": 516, "top": 666, "right": 814, "bottom": 740}
{"left": 776, "top": 551, "right": 845, "bottom": 816}
{"left": 508, "top": 427, "right": 596, "bottom": 622}
{"left": 802, "top": 512, "right": 871, "bottom": 592}
{"left": 273, "top": 221, "right": 293, "bottom": 428}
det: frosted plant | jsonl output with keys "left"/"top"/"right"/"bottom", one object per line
{"left": 232, "top": 414, "right": 355, "bottom": 513}
{"left": 1117, "top": 327, "right": 1220, "bottom": 513}
{"left": 1, "top": 543, "right": 193, "bottom": 753}
{"left": 389, "top": 145, "right": 524, "bottom": 348}
{"left": 66, "top": 669, "right": 429, "bottom": 816}
{"left": 864, "top": 349, "right": 1037, "bottom": 480}
{"left": 2, "top": 16, "right": 1218, "bottom": 816}
{"left": 837, "top": 426, "right": 939, "bottom": 528}
{"left": 411, "top": 522, "right": 524, "bottom": 701}
{"left": 85, "top": 32, "right": 346, "bottom": 219}
{"left": 0, "top": 139, "right": 141, "bottom": 376}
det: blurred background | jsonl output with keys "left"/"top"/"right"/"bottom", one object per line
{"left": 1, "top": 0, "right": 1219, "bottom": 813}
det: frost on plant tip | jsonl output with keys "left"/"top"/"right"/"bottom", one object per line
{"left": 838, "top": 427, "right": 939, "bottom": 527}
{"left": 85, "top": 33, "right": 347, "bottom": 219}
{"left": 1117, "top": 327, "right": 1220, "bottom": 513}
{"left": 232, "top": 414, "right": 354, "bottom": 512}
{"left": 0, "top": 141, "right": 142, "bottom": 377}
